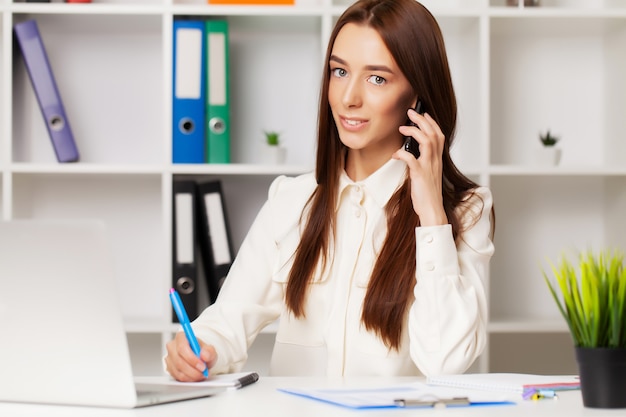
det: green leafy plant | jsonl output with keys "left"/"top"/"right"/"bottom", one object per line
{"left": 539, "top": 130, "right": 560, "bottom": 147}
{"left": 264, "top": 131, "right": 280, "bottom": 146}
{"left": 543, "top": 250, "right": 626, "bottom": 348}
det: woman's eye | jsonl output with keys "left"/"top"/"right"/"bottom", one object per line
{"left": 331, "top": 68, "right": 348, "bottom": 78}
{"left": 367, "top": 75, "right": 386, "bottom": 86}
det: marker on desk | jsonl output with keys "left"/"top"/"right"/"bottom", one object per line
{"left": 530, "top": 390, "right": 558, "bottom": 401}
{"left": 169, "top": 288, "right": 208, "bottom": 378}
{"left": 233, "top": 372, "right": 260, "bottom": 389}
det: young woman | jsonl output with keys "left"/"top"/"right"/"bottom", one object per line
{"left": 165, "top": 0, "right": 494, "bottom": 381}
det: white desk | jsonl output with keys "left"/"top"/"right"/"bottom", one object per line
{"left": 0, "top": 377, "right": 623, "bottom": 417}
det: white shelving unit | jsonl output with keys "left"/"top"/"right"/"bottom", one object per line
{"left": 2, "top": 0, "right": 625, "bottom": 376}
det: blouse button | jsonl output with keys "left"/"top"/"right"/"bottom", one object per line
{"left": 425, "top": 263, "right": 435, "bottom": 272}
{"left": 423, "top": 234, "right": 433, "bottom": 244}
{"left": 350, "top": 186, "right": 364, "bottom": 205}
{"left": 354, "top": 209, "right": 361, "bottom": 218}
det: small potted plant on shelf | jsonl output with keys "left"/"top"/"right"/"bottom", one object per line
{"left": 543, "top": 249, "right": 626, "bottom": 408}
{"left": 263, "top": 130, "right": 286, "bottom": 164}
{"left": 535, "top": 129, "right": 561, "bottom": 166}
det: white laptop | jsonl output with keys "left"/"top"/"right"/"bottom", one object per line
{"left": 0, "top": 220, "right": 223, "bottom": 408}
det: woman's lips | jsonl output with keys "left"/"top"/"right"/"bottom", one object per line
{"left": 340, "top": 116, "right": 368, "bottom": 132}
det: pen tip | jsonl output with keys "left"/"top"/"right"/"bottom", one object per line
{"left": 169, "top": 288, "right": 175, "bottom": 294}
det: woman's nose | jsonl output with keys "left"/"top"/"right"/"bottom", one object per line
{"left": 341, "top": 79, "right": 362, "bottom": 108}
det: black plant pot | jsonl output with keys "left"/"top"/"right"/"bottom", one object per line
{"left": 575, "top": 347, "right": 626, "bottom": 408}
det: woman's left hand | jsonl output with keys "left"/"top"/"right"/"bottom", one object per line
{"left": 393, "top": 109, "right": 448, "bottom": 226}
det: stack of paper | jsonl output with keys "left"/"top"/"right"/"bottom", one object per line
{"left": 426, "top": 373, "right": 580, "bottom": 400}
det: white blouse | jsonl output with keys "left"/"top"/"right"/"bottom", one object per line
{"left": 191, "top": 158, "right": 494, "bottom": 377}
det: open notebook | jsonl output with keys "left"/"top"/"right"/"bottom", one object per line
{"left": 0, "top": 220, "right": 224, "bottom": 408}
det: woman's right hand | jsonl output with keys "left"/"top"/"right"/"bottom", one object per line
{"left": 164, "top": 332, "right": 218, "bottom": 382}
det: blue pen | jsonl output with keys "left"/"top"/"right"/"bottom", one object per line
{"left": 169, "top": 288, "right": 208, "bottom": 377}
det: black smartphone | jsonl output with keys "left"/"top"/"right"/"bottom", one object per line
{"left": 403, "top": 100, "right": 425, "bottom": 159}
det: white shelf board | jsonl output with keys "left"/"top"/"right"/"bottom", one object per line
{"left": 9, "top": 163, "right": 165, "bottom": 175}
{"left": 7, "top": 162, "right": 314, "bottom": 176}
{"left": 9, "top": 3, "right": 164, "bottom": 15}
{"left": 328, "top": 4, "right": 484, "bottom": 18}
{"left": 488, "top": 164, "right": 626, "bottom": 176}
{"left": 169, "top": 163, "right": 312, "bottom": 176}
{"left": 489, "top": 7, "right": 626, "bottom": 18}
{"left": 488, "top": 318, "right": 569, "bottom": 333}
{"left": 170, "top": 4, "right": 324, "bottom": 16}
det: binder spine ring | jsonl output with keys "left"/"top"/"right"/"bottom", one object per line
{"left": 179, "top": 117, "right": 195, "bottom": 134}
{"left": 49, "top": 115, "right": 65, "bottom": 131}
{"left": 176, "top": 276, "right": 195, "bottom": 295}
{"left": 209, "top": 117, "right": 225, "bottom": 134}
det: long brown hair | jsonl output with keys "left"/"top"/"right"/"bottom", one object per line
{"left": 285, "top": 0, "right": 484, "bottom": 350}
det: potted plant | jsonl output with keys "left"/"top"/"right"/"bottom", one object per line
{"left": 265, "top": 131, "right": 280, "bottom": 147}
{"left": 535, "top": 129, "right": 561, "bottom": 166}
{"left": 543, "top": 249, "right": 626, "bottom": 408}
{"left": 263, "top": 131, "right": 286, "bottom": 164}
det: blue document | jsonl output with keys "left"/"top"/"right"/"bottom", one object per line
{"left": 14, "top": 20, "right": 79, "bottom": 163}
{"left": 278, "top": 382, "right": 515, "bottom": 409}
{"left": 173, "top": 19, "right": 206, "bottom": 164}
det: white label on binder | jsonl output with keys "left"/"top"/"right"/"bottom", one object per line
{"left": 175, "top": 28, "right": 202, "bottom": 99}
{"left": 205, "top": 193, "right": 231, "bottom": 265}
{"left": 175, "top": 193, "right": 194, "bottom": 264}
{"left": 208, "top": 32, "right": 226, "bottom": 106}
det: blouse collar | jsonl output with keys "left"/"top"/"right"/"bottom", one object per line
{"left": 336, "top": 158, "right": 407, "bottom": 211}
